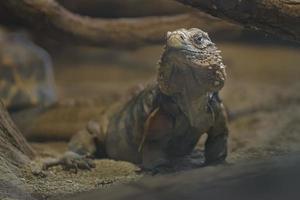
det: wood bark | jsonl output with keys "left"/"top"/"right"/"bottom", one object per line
{"left": 0, "top": 101, "right": 35, "bottom": 199}
{"left": 175, "top": 0, "right": 300, "bottom": 43}
{"left": 57, "top": 0, "right": 190, "bottom": 18}
{"left": 66, "top": 154, "right": 300, "bottom": 200}
{"left": 0, "top": 0, "right": 237, "bottom": 48}
{"left": 0, "top": 101, "right": 35, "bottom": 163}
{"left": 1, "top": 0, "right": 299, "bottom": 47}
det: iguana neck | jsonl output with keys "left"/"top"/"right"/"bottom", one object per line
{"left": 172, "top": 91, "right": 212, "bottom": 128}
{"left": 157, "top": 54, "right": 212, "bottom": 128}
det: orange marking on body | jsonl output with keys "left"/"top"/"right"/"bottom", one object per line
{"left": 138, "top": 107, "right": 173, "bottom": 152}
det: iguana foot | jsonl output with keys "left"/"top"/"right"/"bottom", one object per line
{"left": 138, "top": 159, "right": 172, "bottom": 175}
{"left": 187, "top": 149, "right": 205, "bottom": 167}
{"left": 42, "top": 151, "right": 95, "bottom": 173}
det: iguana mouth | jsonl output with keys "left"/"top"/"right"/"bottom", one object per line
{"left": 166, "top": 28, "right": 214, "bottom": 52}
{"left": 166, "top": 32, "right": 201, "bottom": 53}
{"left": 166, "top": 31, "right": 187, "bottom": 49}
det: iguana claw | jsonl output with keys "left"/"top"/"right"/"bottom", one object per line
{"left": 42, "top": 151, "right": 95, "bottom": 173}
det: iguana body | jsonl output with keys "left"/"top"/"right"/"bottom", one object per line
{"left": 44, "top": 28, "right": 228, "bottom": 171}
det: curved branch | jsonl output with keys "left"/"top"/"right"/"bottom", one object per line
{"left": 0, "top": 0, "right": 236, "bottom": 48}
{"left": 175, "top": 0, "right": 300, "bottom": 43}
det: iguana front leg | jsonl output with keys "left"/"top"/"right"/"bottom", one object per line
{"left": 42, "top": 120, "right": 104, "bottom": 172}
{"left": 42, "top": 151, "right": 95, "bottom": 173}
{"left": 204, "top": 104, "right": 229, "bottom": 165}
{"left": 141, "top": 143, "right": 170, "bottom": 174}
{"left": 139, "top": 107, "right": 173, "bottom": 172}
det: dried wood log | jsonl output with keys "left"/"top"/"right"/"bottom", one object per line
{"left": 0, "top": 0, "right": 238, "bottom": 48}
{"left": 0, "top": 101, "right": 35, "bottom": 199}
{"left": 175, "top": 0, "right": 300, "bottom": 43}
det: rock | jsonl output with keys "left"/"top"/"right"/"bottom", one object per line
{"left": 0, "top": 27, "right": 57, "bottom": 111}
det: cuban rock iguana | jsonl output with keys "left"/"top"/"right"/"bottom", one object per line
{"left": 43, "top": 28, "right": 228, "bottom": 172}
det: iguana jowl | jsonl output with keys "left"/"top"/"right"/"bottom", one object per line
{"left": 44, "top": 28, "right": 228, "bottom": 171}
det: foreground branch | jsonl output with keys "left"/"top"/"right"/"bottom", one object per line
{"left": 0, "top": 102, "right": 35, "bottom": 164}
{"left": 175, "top": 0, "right": 300, "bottom": 43}
{"left": 66, "top": 154, "right": 300, "bottom": 200}
{"left": 0, "top": 0, "right": 236, "bottom": 48}
{"left": 0, "top": 102, "right": 35, "bottom": 199}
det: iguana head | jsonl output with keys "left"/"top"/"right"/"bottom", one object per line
{"left": 158, "top": 28, "right": 226, "bottom": 96}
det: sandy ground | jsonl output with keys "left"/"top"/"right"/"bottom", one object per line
{"left": 63, "top": 154, "right": 300, "bottom": 200}
{"left": 13, "top": 43, "right": 300, "bottom": 199}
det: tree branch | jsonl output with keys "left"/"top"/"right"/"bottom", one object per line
{"left": 0, "top": 101, "right": 35, "bottom": 163}
{"left": 175, "top": 0, "right": 300, "bottom": 43}
{"left": 0, "top": 0, "right": 237, "bottom": 48}
{"left": 0, "top": 101, "right": 35, "bottom": 199}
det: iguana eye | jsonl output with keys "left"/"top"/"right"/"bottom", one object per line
{"left": 193, "top": 35, "right": 203, "bottom": 44}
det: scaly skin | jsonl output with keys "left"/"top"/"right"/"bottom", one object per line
{"left": 44, "top": 28, "right": 228, "bottom": 171}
